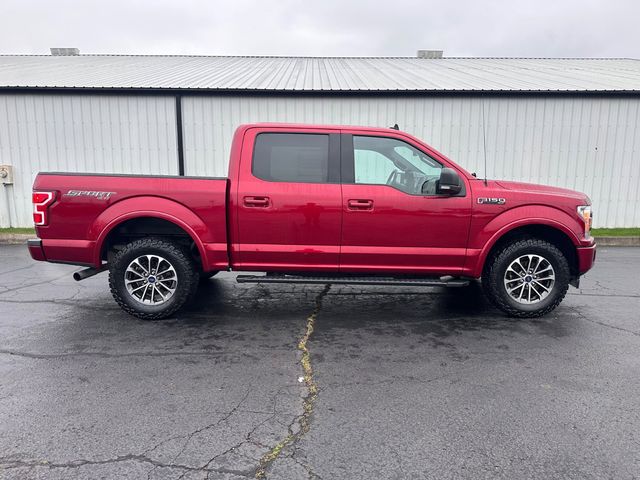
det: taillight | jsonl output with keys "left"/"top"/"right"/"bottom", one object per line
{"left": 32, "top": 191, "right": 57, "bottom": 226}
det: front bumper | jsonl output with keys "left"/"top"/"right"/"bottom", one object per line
{"left": 577, "top": 242, "right": 597, "bottom": 274}
{"left": 27, "top": 238, "right": 46, "bottom": 262}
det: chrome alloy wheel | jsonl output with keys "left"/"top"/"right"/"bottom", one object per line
{"left": 124, "top": 254, "right": 177, "bottom": 305}
{"left": 503, "top": 254, "right": 555, "bottom": 305}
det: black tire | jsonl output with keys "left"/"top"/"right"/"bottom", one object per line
{"left": 108, "top": 237, "right": 198, "bottom": 320}
{"left": 482, "top": 238, "right": 570, "bottom": 318}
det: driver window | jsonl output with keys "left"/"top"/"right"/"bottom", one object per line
{"left": 352, "top": 135, "right": 443, "bottom": 195}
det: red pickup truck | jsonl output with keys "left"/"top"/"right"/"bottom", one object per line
{"left": 28, "top": 123, "right": 596, "bottom": 319}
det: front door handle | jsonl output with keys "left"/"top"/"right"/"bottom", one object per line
{"left": 244, "top": 196, "right": 270, "bottom": 207}
{"left": 347, "top": 199, "right": 373, "bottom": 210}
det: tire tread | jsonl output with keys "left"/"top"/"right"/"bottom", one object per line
{"left": 482, "top": 238, "right": 570, "bottom": 318}
{"left": 108, "top": 237, "right": 197, "bottom": 320}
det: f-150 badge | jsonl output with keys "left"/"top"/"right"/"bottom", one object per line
{"left": 477, "top": 197, "right": 506, "bottom": 205}
{"left": 64, "top": 190, "right": 115, "bottom": 200}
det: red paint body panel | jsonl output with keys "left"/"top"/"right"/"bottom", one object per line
{"left": 232, "top": 126, "right": 343, "bottom": 272}
{"left": 462, "top": 181, "right": 593, "bottom": 277}
{"left": 338, "top": 127, "right": 473, "bottom": 275}
{"left": 340, "top": 184, "right": 471, "bottom": 274}
{"left": 33, "top": 174, "right": 227, "bottom": 269}
{"left": 577, "top": 244, "right": 597, "bottom": 273}
{"left": 29, "top": 122, "right": 596, "bottom": 281}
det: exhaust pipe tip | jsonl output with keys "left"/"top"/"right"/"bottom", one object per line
{"left": 73, "top": 265, "right": 106, "bottom": 281}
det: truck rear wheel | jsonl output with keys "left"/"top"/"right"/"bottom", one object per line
{"left": 482, "top": 238, "right": 570, "bottom": 317}
{"left": 108, "top": 238, "right": 198, "bottom": 320}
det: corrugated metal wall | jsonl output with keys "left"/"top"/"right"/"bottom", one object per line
{"left": 1, "top": 93, "right": 638, "bottom": 227}
{"left": 182, "top": 95, "right": 640, "bottom": 228}
{"left": 0, "top": 94, "right": 178, "bottom": 227}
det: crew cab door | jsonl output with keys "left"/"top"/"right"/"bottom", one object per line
{"left": 232, "top": 127, "right": 342, "bottom": 271}
{"left": 339, "top": 132, "right": 472, "bottom": 275}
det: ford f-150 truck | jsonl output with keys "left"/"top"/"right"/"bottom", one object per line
{"left": 28, "top": 123, "right": 596, "bottom": 319}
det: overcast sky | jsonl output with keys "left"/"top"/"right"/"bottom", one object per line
{"left": 0, "top": 0, "right": 637, "bottom": 58}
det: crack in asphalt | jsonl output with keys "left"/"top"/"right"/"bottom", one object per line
{"left": 321, "top": 372, "right": 455, "bottom": 389}
{"left": 571, "top": 306, "right": 640, "bottom": 337}
{"left": 389, "top": 445, "right": 406, "bottom": 478}
{"left": 254, "top": 284, "right": 330, "bottom": 479}
{"left": 0, "top": 349, "right": 228, "bottom": 359}
{"left": 0, "top": 263, "right": 38, "bottom": 277}
{"left": 0, "top": 454, "right": 258, "bottom": 478}
{"left": 145, "top": 389, "right": 251, "bottom": 479}
{"left": 182, "top": 386, "right": 296, "bottom": 480}
{"left": 91, "top": 382, "right": 303, "bottom": 480}
{"left": 0, "top": 298, "right": 120, "bottom": 310}
{"left": 568, "top": 292, "right": 640, "bottom": 298}
{"left": 0, "top": 453, "right": 200, "bottom": 473}
{"left": 0, "top": 272, "right": 71, "bottom": 296}
{"left": 593, "top": 280, "right": 614, "bottom": 293}
{"left": 287, "top": 449, "right": 322, "bottom": 480}
{"left": 0, "top": 388, "right": 275, "bottom": 480}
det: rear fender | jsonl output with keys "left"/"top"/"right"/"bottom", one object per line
{"left": 467, "top": 205, "right": 582, "bottom": 278}
{"left": 91, "top": 197, "right": 210, "bottom": 268}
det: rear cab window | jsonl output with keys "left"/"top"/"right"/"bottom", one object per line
{"left": 252, "top": 133, "right": 331, "bottom": 183}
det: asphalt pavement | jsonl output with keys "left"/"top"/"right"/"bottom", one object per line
{"left": 0, "top": 245, "right": 638, "bottom": 479}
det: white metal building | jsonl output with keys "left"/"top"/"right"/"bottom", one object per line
{"left": 1, "top": 54, "right": 639, "bottom": 228}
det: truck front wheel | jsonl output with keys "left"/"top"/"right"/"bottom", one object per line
{"left": 108, "top": 237, "right": 198, "bottom": 320}
{"left": 482, "top": 238, "right": 570, "bottom": 317}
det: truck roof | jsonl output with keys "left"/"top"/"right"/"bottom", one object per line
{"left": 238, "top": 122, "right": 404, "bottom": 134}
{"left": 234, "top": 122, "right": 473, "bottom": 179}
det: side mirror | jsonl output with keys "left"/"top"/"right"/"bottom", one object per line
{"left": 436, "top": 168, "right": 462, "bottom": 195}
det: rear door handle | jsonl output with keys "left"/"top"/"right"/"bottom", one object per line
{"left": 347, "top": 199, "right": 373, "bottom": 210}
{"left": 244, "top": 196, "right": 270, "bottom": 207}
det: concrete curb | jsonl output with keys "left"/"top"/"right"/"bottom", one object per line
{"left": 0, "top": 233, "right": 639, "bottom": 246}
{"left": 595, "top": 236, "right": 640, "bottom": 247}
{"left": 0, "top": 233, "right": 33, "bottom": 245}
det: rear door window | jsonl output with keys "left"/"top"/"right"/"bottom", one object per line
{"left": 252, "top": 133, "right": 330, "bottom": 183}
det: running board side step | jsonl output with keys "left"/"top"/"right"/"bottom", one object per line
{"left": 236, "top": 275, "right": 470, "bottom": 287}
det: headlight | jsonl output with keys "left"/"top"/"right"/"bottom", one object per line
{"left": 577, "top": 205, "right": 592, "bottom": 238}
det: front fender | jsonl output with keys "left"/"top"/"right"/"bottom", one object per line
{"left": 465, "top": 204, "right": 583, "bottom": 277}
{"left": 91, "top": 197, "right": 211, "bottom": 268}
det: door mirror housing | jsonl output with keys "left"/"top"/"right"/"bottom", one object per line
{"left": 436, "top": 168, "right": 463, "bottom": 195}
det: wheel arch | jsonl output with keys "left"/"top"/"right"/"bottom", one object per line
{"left": 92, "top": 198, "right": 209, "bottom": 270}
{"left": 479, "top": 222, "right": 579, "bottom": 281}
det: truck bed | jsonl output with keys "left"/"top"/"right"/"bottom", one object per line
{"left": 32, "top": 172, "right": 229, "bottom": 268}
